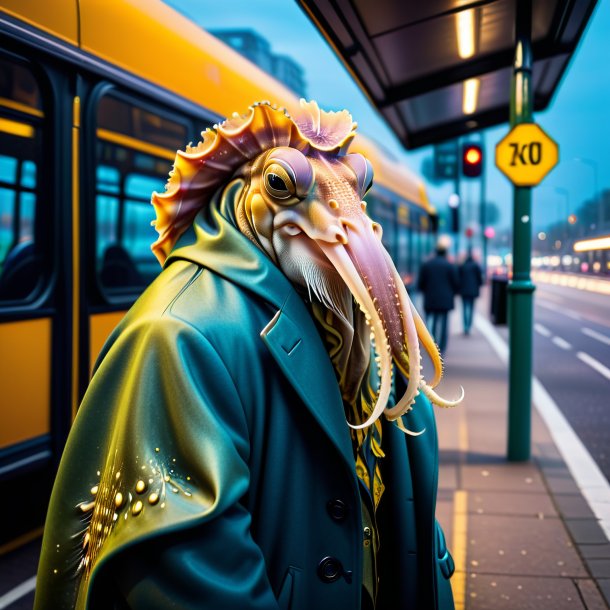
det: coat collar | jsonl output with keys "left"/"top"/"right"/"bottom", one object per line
{"left": 166, "top": 191, "right": 356, "bottom": 471}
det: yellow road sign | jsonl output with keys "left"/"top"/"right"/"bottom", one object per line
{"left": 495, "top": 123, "right": 559, "bottom": 186}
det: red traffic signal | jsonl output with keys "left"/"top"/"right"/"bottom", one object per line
{"left": 462, "top": 143, "right": 483, "bottom": 178}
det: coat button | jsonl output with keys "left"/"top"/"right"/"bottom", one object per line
{"left": 327, "top": 499, "right": 348, "bottom": 522}
{"left": 317, "top": 556, "right": 342, "bottom": 583}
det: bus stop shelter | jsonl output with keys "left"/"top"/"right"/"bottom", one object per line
{"left": 297, "top": 0, "right": 599, "bottom": 461}
{"left": 296, "top": 0, "right": 598, "bottom": 149}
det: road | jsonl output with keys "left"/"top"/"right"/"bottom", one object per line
{"left": 523, "top": 277, "right": 610, "bottom": 483}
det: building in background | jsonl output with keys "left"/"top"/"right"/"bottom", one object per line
{"left": 210, "top": 29, "right": 307, "bottom": 99}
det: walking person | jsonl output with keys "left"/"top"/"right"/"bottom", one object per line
{"left": 459, "top": 249, "right": 484, "bottom": 335}
{"left": 417, "top": 236, "right": 459, "bottom": 353}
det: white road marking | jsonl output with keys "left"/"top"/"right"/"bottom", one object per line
{"left": 0, "top": 576, "right": 36, "bottom": 609}
{"left": 577, "top": 352, "right": 610, "bottom": 381}
{"left": 534, "top": 323, "right": 552, "bottom": 337}
{"left": 583, "top": 327, "right": 610, "bottom": 347}
{"left": 474, "top": 314, "right": 610, "bottom": 542}
{"left": 552, "top": 336, "right": 572, "bottom": 350}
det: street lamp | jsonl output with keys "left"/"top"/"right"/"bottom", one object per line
{"left": 573, "top": 157, "right": 600, "bottom": 230}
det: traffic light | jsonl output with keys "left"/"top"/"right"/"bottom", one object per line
{"left": 462, "top": 143, "right": 483, "bottom": 178}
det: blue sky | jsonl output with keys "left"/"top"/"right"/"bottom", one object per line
{"left": 166, "top": 0, "right": 609, "bottom": 234}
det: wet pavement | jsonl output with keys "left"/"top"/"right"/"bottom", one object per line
{"left": 434, "top": 300, "right": 610, "bottom": 610}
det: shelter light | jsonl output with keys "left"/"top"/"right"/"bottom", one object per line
{"left": 463, "top": 78, "right": 480, "bottom": 115}
{"left": 574, "top": 236, "right": 610, "bottom": 252}
{"left": 550, "top": 256, "right": 560, "bottom": 267}
{"left": 562, "top": 255, "right": 573, "bottom": 266}
{"left": 456, "top": 9, "right": 475, "bottom": 59}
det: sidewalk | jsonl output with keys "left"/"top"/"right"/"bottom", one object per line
{"left": 434, "top": 308, "right": 610, "bottom": 610}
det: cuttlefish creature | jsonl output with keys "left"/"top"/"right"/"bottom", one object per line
{"left": 152, "top": 100, "right": 463, "bottom": 433}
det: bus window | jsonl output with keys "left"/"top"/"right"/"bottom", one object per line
{"left": 368, "top": 192, "right": 396, "bottom": 262}
{"left": 0, "top": 57, "right": 45, "bottom": 303}
{"left": 95, "top": 92, "right": 187, "bottom": 297}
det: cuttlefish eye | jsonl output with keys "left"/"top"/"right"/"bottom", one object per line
{"left": 264, "top": 164, "right": 295, "bottom": 200}
{"left": 268, "top": 173, "right": 289, "bottom": 193}
{"left": 343, "top": 153, "right": 374, "bottom": 197}
{"left": 262, "top": 147, "right": 314, "bottom": 204}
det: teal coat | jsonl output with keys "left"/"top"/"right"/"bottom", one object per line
{"left": 35, "top": 203, "right": 454, "bottom": 610}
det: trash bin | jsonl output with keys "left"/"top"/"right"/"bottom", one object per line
{"left": 490, "top": 276, "right": 508, "bottom": 325}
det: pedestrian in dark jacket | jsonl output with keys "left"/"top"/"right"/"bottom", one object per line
{"left": 459, "top": 250, "right": 484, "bottom": 335}
{"left": 417, "top": 236, "right": 459, "bottom": 353}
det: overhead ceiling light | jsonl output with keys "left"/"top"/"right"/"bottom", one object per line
{"left": 456, "top": 9, "right": 476, "bottom": 59}
{"left": 463, "top": 78, "right": 480, "bottom": 115}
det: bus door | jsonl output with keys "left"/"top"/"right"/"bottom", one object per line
{"left": 83, "top": 84, "right": 193, "bottom": 383}
{"left": 0, "top": 52, "right": 74, "bottom": 545}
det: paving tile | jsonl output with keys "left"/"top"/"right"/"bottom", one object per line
{"left": 468, "top": 490, "right": 558, "bottom": 518}
{"left": 554, "top": 494, "right": 598, "bottom": 519}
{"left": 580, "top": 545, "right": 610, "bottom": 559}
{"left": 597, "top": 579, "right": 610, "bottom": 608}
{"left": 586, "top": 559, "right": 610, "bottom": 579}
{"left": 573, "top": 580, "right": 609, "bottom": 610}
{"left": 565, "top": 520, "right": 608, "bottom": 545}
{"left": 466, "top": 574, "right": 584, "bottom": 609}
{"left": 461, "top": 463, "right": 546, "bottom": 493}
{"left": 439, "top": 464, "right": 459, "bottom": 490}
{"left": 545, "top": 475, "right": 582, "bottom": 495}
{"left": 467, "top": 514, "right": 587, "bottom": 577}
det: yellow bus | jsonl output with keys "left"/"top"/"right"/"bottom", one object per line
{"left": 0, "top": 0, "right": 436, "bottom": 548}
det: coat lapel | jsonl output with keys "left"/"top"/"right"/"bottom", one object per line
{"left": 260, "top": 291, "right": 356, "bottom": 470}
{"left": 167, "top": 205, "right": 356, "bottom": 473}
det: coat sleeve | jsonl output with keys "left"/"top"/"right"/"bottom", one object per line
{"left": 34, "top": 314, "right": 280, "bottom": 610}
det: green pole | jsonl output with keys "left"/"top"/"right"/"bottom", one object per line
{"left": 507, "top": 0, "right": 535, "bottom": 461}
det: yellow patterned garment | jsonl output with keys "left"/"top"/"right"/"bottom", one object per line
{"left": 310, "top": 303, "right": 385, "bottom": 509}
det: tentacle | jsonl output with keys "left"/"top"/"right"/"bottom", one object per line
{"left": 394, "top": 415, "right": 426, "bottom": 437}
{"left": 383, "top": 264, "right": 422, "bottom": 420}
{"left": 420, "top": 383, "right": 464, "bottom": 409}
{"left": 407, "top": 297, "right": 444, "bottom": 388}
{"left": 318, "top": 242, "right": 393, "bottom": 430}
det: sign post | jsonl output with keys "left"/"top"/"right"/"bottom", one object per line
{"left": 495, "top": 0, "right": 558, "bottom": 462}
